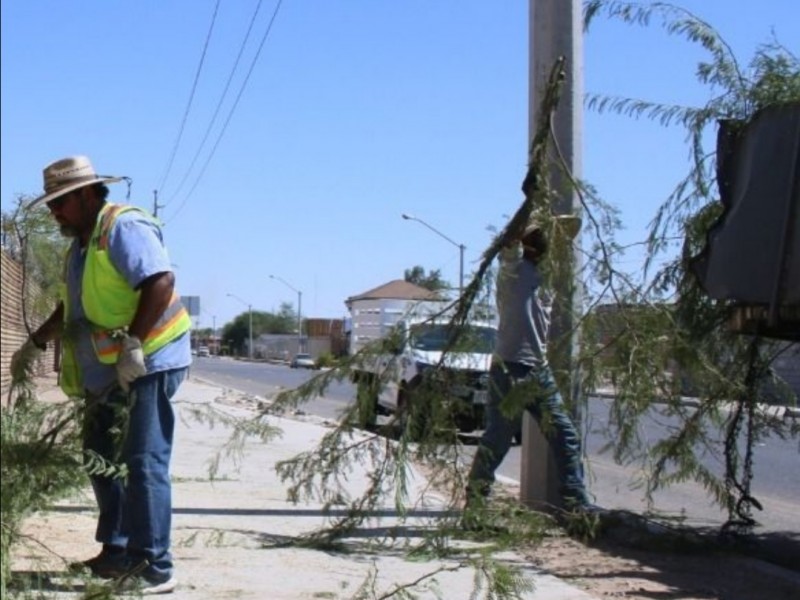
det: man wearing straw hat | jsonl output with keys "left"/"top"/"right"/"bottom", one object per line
{"left": 11, "top": 155, "right": 192, "bottom": 594}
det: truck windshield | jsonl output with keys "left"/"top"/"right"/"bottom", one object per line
{"left": 409, "top": 324, "right": 496, "bottom": 353}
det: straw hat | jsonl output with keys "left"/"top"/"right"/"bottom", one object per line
{"left": 29, "top": 155, "right": 123, "bottom": 208}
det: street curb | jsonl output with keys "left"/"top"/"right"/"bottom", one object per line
{"left": 592, "top": 389, "right": 799, "bottom": 419}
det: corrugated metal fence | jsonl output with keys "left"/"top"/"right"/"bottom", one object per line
{"left": 1, "top": 250, "right": 57, "bottom": 400}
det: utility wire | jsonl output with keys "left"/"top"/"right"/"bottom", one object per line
{"left": 156, "top": 0, "right": 222, "bottom": 197}
{"left": 167, "top": 0, "right": 266, "bottom": 203}
{"left": 164, "top": 0, "right": 284, "bottom": 224}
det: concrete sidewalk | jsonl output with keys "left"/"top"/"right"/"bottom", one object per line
{"left": 12, "top": 374, "right": 598, "bottom": 599}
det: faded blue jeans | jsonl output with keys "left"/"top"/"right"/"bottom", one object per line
{"left": 466, "top": 360, "right": 588, "bottom": 505}
{"left": 83, "top": 367, "right": 187, "bottom": 580}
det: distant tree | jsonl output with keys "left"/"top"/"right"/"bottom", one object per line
{"left": 263, "top": 302, "right": 299, "bottom": 334}
{"left": 403, "top": 265, "right": 449, "bottom": 292}
{"left": 221, "top": 302, "right": 298, "bottom": 354}
{"left": 223, "top": 314, "right": 253, "bottom": 356}
{"left": 1, "top": 194, "right": 67, "bottom": 319}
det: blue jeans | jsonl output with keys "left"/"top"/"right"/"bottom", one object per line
{"left": 83, "top": 368, "right": 187, "bottom": 579}
{"left": 467, "top": 360, "right": 587, "bottom": 505}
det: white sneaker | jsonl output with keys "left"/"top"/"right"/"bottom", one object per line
{"left": 118, "top": 574, "right": 177, "bottom": 595}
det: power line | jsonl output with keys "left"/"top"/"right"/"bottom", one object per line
{"left": 156, "top": 0, "right": 222, "bottom": 197}
{"left": 164, "top": 0, "right": 284, "bottom": 224}
{"left": 167, "top": 0, "right": 267, "bottom": 203}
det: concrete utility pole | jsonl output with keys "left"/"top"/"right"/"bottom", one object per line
{"left": 522, "top": 0, "right": 584, "bottom": 509}
{"left": 152, "top": 190, "right": 164, "bottom": 218}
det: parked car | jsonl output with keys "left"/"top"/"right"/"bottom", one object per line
{"left": 197, "top": 345, "right": 210, "bottom": 357}
{"left": 351, "top": 317, "right": 497, "bottom": 434}
{"left": 290, "top": 353, "right": 316, "bottom": 369}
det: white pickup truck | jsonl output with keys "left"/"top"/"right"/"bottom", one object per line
{"left": 351, "top": 316, "right": 497, "bottom": 435}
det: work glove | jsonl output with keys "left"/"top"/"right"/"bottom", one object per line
{"left": 116, "top": 335, "right": 147, "bottom": 392}
{"left": 10, "top": 337, "right": 44, "bottom": 383}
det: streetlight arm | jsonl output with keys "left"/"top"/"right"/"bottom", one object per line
{"left": 269, "top": 274, "right": 300, "bottom": 294}
{"left": 401, "top": 213, "right": 466, "bottom": 294}
{"left": 227, "top": 292, "right": 250, "bottom": 308}
{"left": 402, "top": 214, "right": 462, "bottom": 250}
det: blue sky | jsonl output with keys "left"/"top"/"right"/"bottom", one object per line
{"left": 2, "top": 1, "right": 797, "bottom": 330}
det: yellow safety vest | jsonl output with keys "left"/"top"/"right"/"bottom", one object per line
{"left": 59, "top": 203, "right": 192, "bottom": 396}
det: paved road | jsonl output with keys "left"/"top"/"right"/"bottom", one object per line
{"left": 191, "top": 357, "right": 800, "bottom": 539}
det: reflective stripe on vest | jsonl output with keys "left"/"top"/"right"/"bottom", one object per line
{"left": 92, "top": 291, "right": 191, "bottom": 363}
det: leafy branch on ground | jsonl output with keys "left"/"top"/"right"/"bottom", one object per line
{"left": 4, "top": 3, "right": 799, "bottom": 599}
{"left": 201, "top": 8, "right": 799, "bottom": 594}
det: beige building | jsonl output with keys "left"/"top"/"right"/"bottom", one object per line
{"left": 344, "top": 280, "right": 444, "bottom": 355}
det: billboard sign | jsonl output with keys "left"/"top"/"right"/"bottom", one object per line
{"left": 182, "top": 296, "right": 200, "bottom": 317}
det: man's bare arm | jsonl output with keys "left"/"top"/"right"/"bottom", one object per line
{"left": 31, "top": 303, "right": 65, "bottom": 348}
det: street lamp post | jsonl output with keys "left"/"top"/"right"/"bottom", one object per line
{"left": 401, "top": 213, "right": 465, "bottom": 295}
{"left": 269, "top": 275, "right": 303, "bottom": 352}
{"left": 226, "top": 293, "right": 253, "bottom": 359}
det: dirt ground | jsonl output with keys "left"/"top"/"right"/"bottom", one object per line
{"left": 525, "top": 518, "right": 800, "bottom": 600}
{"left": 454, "top": 477, "right": 800, "bottom": 600}
{"left": 10, "top": 495, "right": 800, "bottom": 600}
{"left": 21, "top": 519, "right": 800, "bottom": 600}
{"left": 9, "top": 379, "right": 799, "bottom": 599}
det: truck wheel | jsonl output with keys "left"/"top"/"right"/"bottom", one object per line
{"left": 356, "top": 376, "right": 379, "bottom": 430}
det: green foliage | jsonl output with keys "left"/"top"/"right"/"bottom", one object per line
{"left": 404, "top": 266, "right": 450, "bottom": 293}
{"left": 315, "top": 351, "right": 337, "bottom": 368}
{"left": 0, "top": 197, "right": 82, "bottom": 597}
{"left": 244, "top": 60, "right": 575, "bottom": 599}
{"left": 1, "top": 395, "right": 84, "bottom": 596}
{"left": 1, "top": 382, "right": 130, "bottom": 598}
{"left": 266, "top": 301, "right": 301, "bottom": 334}
{"left": 1, "top": 195, "right": 67, "bottom": 321}
{"left": 247, "top": 13, "right": 799, "bottom": 597}
{"left": 584, "top": 1, "right": 800, "bottom": 259}
{"left": 580, "top": 1, "right": 800, "bottom": 529}
{"left": 6, "top": 7, "right": 788, "bottom": 598}
{"left": 222, "top": 302, "right": 298, "bottom": 355}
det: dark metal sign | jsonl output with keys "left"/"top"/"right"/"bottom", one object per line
{"left": 691, "top": 102, "right": 800, "bottom": 340}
